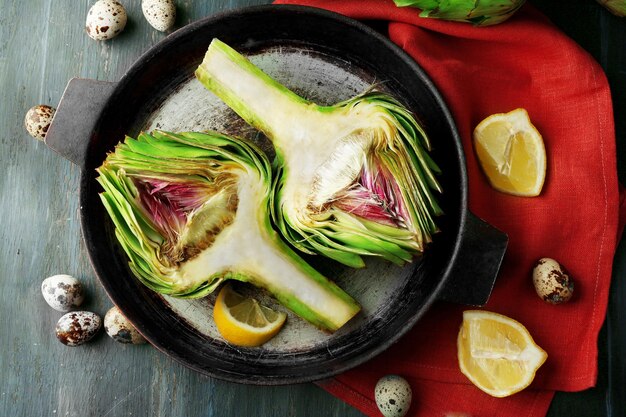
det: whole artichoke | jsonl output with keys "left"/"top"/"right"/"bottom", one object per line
{"left": 393, "top": 0, "right": 526, "bottom": 26}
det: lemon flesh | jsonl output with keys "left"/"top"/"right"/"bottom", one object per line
{"left": 457, "top": 310, "right": 548, "bottom": 397}
{"left": 473, "top": 108, "right": 546, "bottom": 196}
{"left": 213, "top": 284, "right": 287, "bottom": 347}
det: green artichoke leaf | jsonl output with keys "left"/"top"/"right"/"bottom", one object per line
{"left": 597, "top": 0, "right": 626, "bottom": 16}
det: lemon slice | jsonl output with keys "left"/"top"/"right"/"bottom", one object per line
{"left": 213, "top": 284, "right": 287, "bottom": 347}
{"left": 457, "top": 310, "right": 548, "bottom": 398}
{"left": 473, "top": 108, "right": 547, "bottom": 196}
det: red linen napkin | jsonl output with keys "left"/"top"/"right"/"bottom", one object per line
{"left": 273, "top": 0, "right": 623, "bottom": 415}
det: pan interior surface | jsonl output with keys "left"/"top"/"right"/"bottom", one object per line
{"left": 81, "top": 6, "right": 465, "bottom": 384}
{"left": 146, "top": 46, "right": 418, "bottom": 350}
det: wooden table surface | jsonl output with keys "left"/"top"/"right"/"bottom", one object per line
{"left": 1, "top": 1, "right": 624, "bottom": 416}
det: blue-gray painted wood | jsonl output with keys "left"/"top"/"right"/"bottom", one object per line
{"left": 0, "top": 1, "right": 363, "bottom": 416}
{"left": 0, "top": 0, "right": 623, "bottom": 416}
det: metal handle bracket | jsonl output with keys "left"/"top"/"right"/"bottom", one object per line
{"left": 438, "top": 212, "right": 508, "bottom": 306}
{"left": 45, "top": 78, "right": 116, "bottom": 169}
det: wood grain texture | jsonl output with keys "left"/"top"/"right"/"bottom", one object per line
{"left": 0, "top": 1, "right": 362, "bottom": 416}
{"left": 0, "top": 0, "right": 623, "bottom": 416}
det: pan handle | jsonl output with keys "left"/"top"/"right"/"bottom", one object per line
{"left": 45, "top": 78, "right": 116, "bottom": 170}
{"left": 437, "top": 211, "right": 508, "bottom": 306}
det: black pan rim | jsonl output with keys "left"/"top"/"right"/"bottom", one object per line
{"left": 79, "top": 4, "right": 468, "bottom": 385}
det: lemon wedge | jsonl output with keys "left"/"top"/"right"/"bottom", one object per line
{"left": 473, "top": 108, "right": 547, "bottom": 196}
{"left": 457, "top": 310, "right": 548, "bottom": 398}
{"left": 213, "top": 284, "right": 287, "bottom": 347}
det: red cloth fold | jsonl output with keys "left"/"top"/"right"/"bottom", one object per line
{"left": 273, "top": 0, "right": 623, "bottom": 415}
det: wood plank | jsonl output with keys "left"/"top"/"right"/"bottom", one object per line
{"left": 0, "top": 0, "right": 362, "bottom": 416}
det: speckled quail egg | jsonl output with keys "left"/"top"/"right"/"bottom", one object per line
{"left": 41, "top": 274, "right": 85, "bottom": 312}
{"left": 24, "top": 105, "right": 55, "bottom": 141}
{"left": 55, "top": 311, "right": 102, "bottom": 346}
{"left": 374, "top": 375, "right": 412, "bottom": 417}
{"left": 532, "top": 257, "right": 574, "bottom": 304}
{"left": 104, "top": 306, "right": 146, "bottom": 344}
{"left": 85, "top": 0, "right": 127, "bottom": 41}
{"left": 142, "top": 0, "right": 176, "bottom": 32}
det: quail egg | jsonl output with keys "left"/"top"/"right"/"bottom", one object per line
{"left": 104, "top": 306, "right": 146, "bottom": 344}
{"left": 56, "top": 311, "right": 102, "bottom": 346}
{"left": 374, "top": 375, "right": 412, "bottom": 417}
{"left": 24, "top": 105, "right": 55, "bottom": 141}
{"left": 142, "top": 0, "right": 176, "bottom": 32}
{"left": 85, "top": 0, "right": 127, "bottom": 41}
{"left": 41, "top": 274, "right": 85, "bottom": 312}
{"left": 532, "top": 257, "right": 574, "bottom": 304}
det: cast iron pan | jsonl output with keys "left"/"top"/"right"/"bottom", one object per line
{"left": 44, "top": 5, "right": 508, "bottom": 385}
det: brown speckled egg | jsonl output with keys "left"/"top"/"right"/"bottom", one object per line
{"left": 56, "top": 311, "right": 102, "bottom": 346}
{"left": 532, "top": 258, "right": 574, "bottom": 304}
{"left": 24, "top": 105, "right": 55, "bottom": 141}
{"left": 374, "top": 375, "right": 412, "bottom": 417}
{"left": 41, "top": 274, "right": 85, "bottom": 312}
{"left": 85, "top": 0, "right": 127, "bottom": 41}
{"left": 142, "top": 0, "right": 176, "bottom": 32}
{"left": 104, "top": 306, "right": 146, "bottom": 344}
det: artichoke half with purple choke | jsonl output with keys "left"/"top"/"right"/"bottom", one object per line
{"left": 97, "top": 131, "right": 360, "bottom": 331}
{"left": 195, "top": 39, "right": 443, "bottom": 269}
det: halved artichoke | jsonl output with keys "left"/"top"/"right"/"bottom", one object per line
{"left": 196, "top": 39, "right": 443, "bottom": 268}
{"left": 97, "top": 131, "right": 360, "bottom": 331}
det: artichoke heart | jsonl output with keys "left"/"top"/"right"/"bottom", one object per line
{"left": 195, "top": 39, "right": 443, "bottom": 268}
{"left": 97, "top": 131, "right": 360, "bottom": 331}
